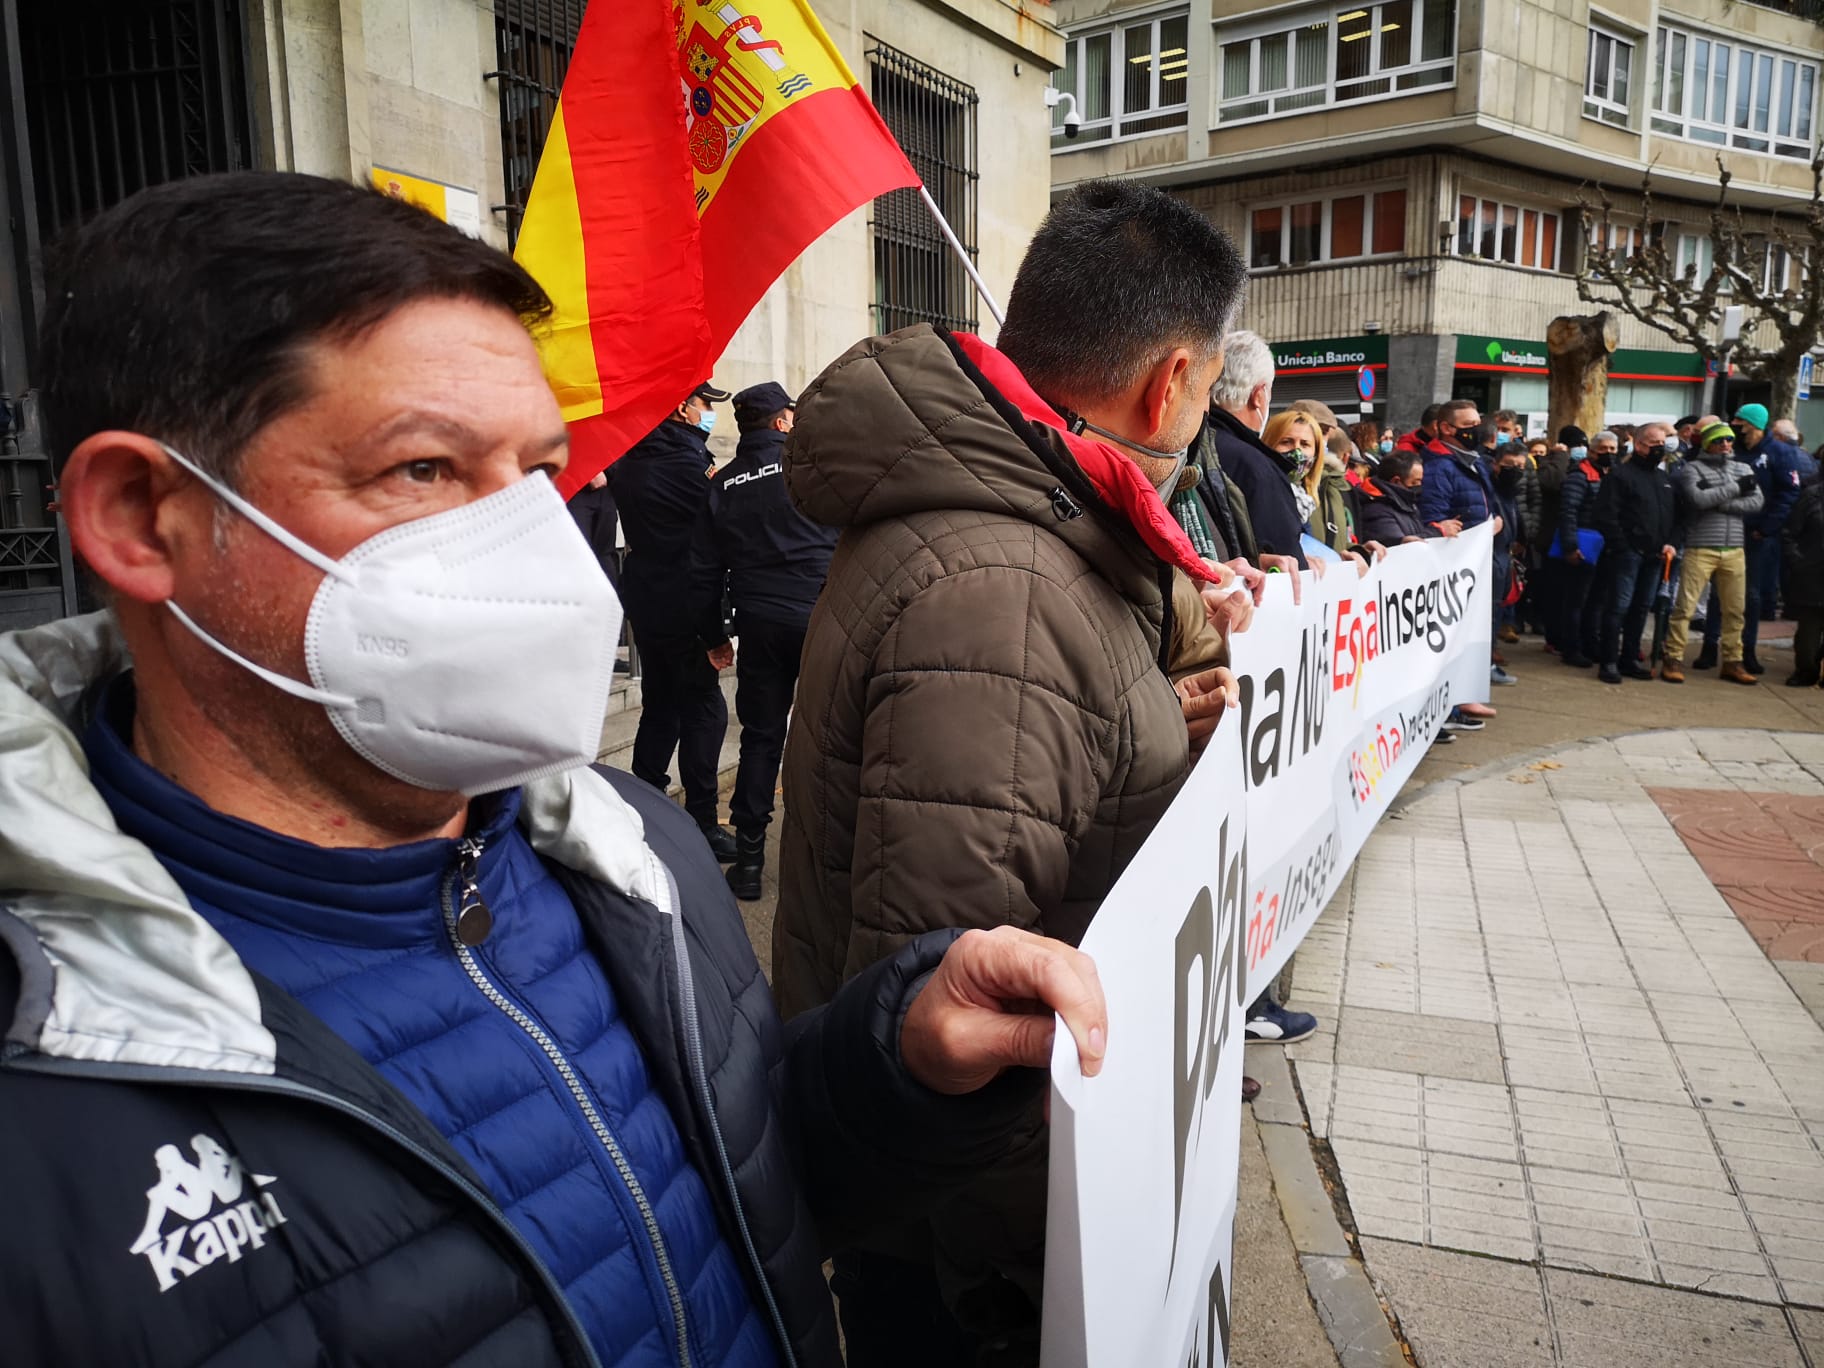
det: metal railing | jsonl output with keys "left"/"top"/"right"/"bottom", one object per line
{"left": 488, "top": 0, "right": 586, "bottom": 247}
{"left": 866, "top": 40, "right": 979, "bottom": 336}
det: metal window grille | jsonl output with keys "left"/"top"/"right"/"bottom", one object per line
{"left": 866, "top": 41, "right": 978, "bottom": 335}
{"left": 4, "top": 0, "right": 251, "bottom": 621}
{"left": 19, "top": 0, "right": 252, "bottom": 239}
{"left": 490, "top": 0, "right": 586, "bottom": 247}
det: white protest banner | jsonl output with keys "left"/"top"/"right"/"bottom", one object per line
{"left": 1232, "top": 524, "right": 1493, "bottom": 995}
{"left": 1042, "top": 524, "right": 1493, "bottom": 1365}
{"left": 1042, "top": 714, "right": 1248, "bottom": 1368}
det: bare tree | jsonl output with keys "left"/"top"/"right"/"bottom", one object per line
{"left": 1575, "top": 153, "right": 1824, "bottom": 417}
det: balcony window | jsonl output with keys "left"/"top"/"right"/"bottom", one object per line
{"left": 1217, "top": 0, "right": 1454, "bottom": 125}
{"left": 1455, "top": 194, "right": 1563, "bottom": 271}
{"left": 1651, "top": 23, "right": 1816, "bottom": 159}
{"left": 1053, "top": 10, "right": 1189, "bottom": 148}
{"left": 1249, "top": 187, "right": 1408, "bottom": 268}
{"left": 1584, "top": 26, "right": 1634, "bottom": 127}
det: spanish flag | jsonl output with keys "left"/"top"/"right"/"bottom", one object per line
{"left": 515, "top": 0, "right": 921, "bottom": 494}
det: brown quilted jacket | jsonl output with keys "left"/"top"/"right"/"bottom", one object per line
{"left": 772, "top": 324, "right": 1194, "bottom": 1336}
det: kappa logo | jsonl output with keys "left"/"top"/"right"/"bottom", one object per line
{"left": 128, "top": 1134, "right": 287, "bottom": 1293}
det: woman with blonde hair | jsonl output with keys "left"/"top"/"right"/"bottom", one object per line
{"left": 1262, "top": 409, "right": 1322, "bottom": 527}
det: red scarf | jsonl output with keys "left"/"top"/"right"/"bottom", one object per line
{"left": 952, "top": 334, "right": 1218, "bottom": 585}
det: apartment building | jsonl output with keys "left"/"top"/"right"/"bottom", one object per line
{"left": 1047, "top": 0, "right": 1824, "bottom": 435}
{"left": 0, "top": 0, "right": 1061, "bottom": 631}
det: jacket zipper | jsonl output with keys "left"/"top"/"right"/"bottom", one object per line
{"left": 444, "top": 838, "right": 693, "bottom": 1368}
{"left": 0, "top": 1050, "right": 605, "bottom": 1368}
{"left": 651, "top": 861, "right": 801, "bottom": 1368}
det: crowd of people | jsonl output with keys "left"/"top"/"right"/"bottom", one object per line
{"left": 1334, "top": 404, "right": 1823, "bottom": 689}
{"left": 4, "top": 165, "right": 1818, "bottom": 1368}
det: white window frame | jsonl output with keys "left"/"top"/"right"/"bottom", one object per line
{"left": 1583, "top": 24, "right": 1635, "bottom": 128}
{"left": 1452, "top": 193, "right": 1565, "bottom": 272}
{"left": 1246, "top": 185, "right": 1411, "bottom": 270}
{"left": 1650, "top": 22, "right": 1817, "bottom": 160}
{"left": 1216, "top": 0, "right": 1456, "bottom": 127}
{"left": 1675, "top": 231, "right": 1715, "bottom": 283}
{"left": 1052, "top": 6, "right": 1191, "bottom": 150}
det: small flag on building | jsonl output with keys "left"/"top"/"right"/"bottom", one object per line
{"left": 514, "top": 0, "right": 920, "bottom": 494}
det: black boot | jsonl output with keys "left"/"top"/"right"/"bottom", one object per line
{"left": 1693, "top": 647, "right": 1718, "bottom": 671}
{"left": 699, "top": 823, "right": 739, "bottom": 863}
{"left": 1743, "top": 656, "right": 1767, "bottom": 675}
{"left": 726, "top": 829, "right": 766, "bottom": 901}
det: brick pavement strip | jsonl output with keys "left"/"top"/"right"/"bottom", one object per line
{"left": 1292, "top": 731, "right": 1824, "bottom": 1365}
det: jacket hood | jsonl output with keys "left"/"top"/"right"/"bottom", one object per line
{"left": 784, "top": 324, "right": 1218, "bottom": 584}
{"left": 0, "top": 613, "right": 665, "bottom": 1076}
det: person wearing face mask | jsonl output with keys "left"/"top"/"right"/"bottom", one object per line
{"left": 1697, "top": 403, "right": 1810, "bottom": 674}
{"left": 777, "top": 178, "right": 1250, "bottom": 1360}
{"left": 1549, "top": 429, "right": 1611, "bottom": 668}
{"left": 1591, "top": 422, "right": 1680, "bottom": 683}
{"left": 687, "top": 383, "right": 838, "bottom": 902}
{"left": 1198, "top": 330, "right": 1310, "bottom": 573}
{"left": 608, "top": 379, "right": 739, "bottom": 858}
{"left": 0, "top": 173, "right": 1117, "bottom": 1368}
{"left": 1660, "top": 423, "right": 1765, "bottom": 683}
{"left": 1265, "top": 409, "right": 1323, "bottom": 526}
{"left": 1357, "top": 449, "right": 1433, "bottom": 543}
{"left": 1488, "top": 429, "right": 1530, "bottom": 656}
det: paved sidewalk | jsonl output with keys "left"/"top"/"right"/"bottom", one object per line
{"left": 1289, "top": 729, "right": 1824, "bottom": 1365}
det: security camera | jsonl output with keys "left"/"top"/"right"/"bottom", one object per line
{"left": 1045, "top": 87, "right": 1082, "bottom": 139}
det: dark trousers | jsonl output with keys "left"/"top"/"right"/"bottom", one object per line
{"left": 832, "top": 1251, "right": 985, "bottom": 1367}
{"left": 1527, "top": 556, "right": 1558, "bottom": 635}
{"left": 1703, "top": 538, "right": 1774, "bottom": 660}
{"left": 729, "top": 616, "right": 805, "bottom": 835}
{"left": 1598, "top": 549, "right": 1662, "bottom": 668}
{"left": 629, "top": 621, "right": 728, "bottom": 827}
{"left": 1796, "top": 609, "right": 1824, "bottom": 684}
{"left": 1552, "top": 559, "right": 1599, "bottom": 658}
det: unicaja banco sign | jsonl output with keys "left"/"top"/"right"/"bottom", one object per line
{"left": 1273, "top": 335, "right": 1389, "bottom": 371}
{"left": 1458, "top": 335, "right": 1548, "bottom": 371}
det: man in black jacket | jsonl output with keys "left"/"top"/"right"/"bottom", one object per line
{"left": 688, "top": 382, "right": 838, "bottom": 900}
{"left": 1, "top": 172, "right": 1109, "bottom": 1368}
{"left": 1357, "top": 450, "right": 1437, "bottom": 544}
{"left": 611, "top": 381, "right": 738, "bottom": 857}
{"left": 1206, "top": 330, "right": 1310, "bottom": 571}
{"left": 1593, "top": 421, "right": 1679, "bottom": 683}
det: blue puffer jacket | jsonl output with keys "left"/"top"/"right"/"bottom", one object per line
{"left": 1418, "top": 437, "right": 1497, "bottom": 530}
{"left": 81, "top": 677, "right": 775, "bottom": 1368}
{"left": 1748, "top": 435, "right": 1814, "bottom": 537}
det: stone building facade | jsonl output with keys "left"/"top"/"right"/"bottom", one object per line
{"left": 1047, "top": 0, "right": 1824, "bottom": 434}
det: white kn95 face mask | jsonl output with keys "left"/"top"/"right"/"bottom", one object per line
{"left": 158, "top": 442, "right": 621, "bottom": 797}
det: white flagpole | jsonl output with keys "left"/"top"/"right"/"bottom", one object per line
{"left": 918, "top": 184, "right": 1005, "bottom": 328}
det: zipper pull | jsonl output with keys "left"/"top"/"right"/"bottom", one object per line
{"left": 454, "top": 837, "right": 493, "bottom": 947}
{"left": 1050, "top": 486, "right": 1083, "bottom": 521}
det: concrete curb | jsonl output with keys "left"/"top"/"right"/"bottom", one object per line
{"left": 1248, "top": 1046, "right": 1410, "bottom": 1368}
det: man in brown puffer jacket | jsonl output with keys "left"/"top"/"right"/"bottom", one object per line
{"left": 775, "top": 180, "right": 1249, "bottom": 1364}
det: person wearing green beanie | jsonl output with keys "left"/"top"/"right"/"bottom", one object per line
{"left": 1662, "top": 424, "right": 1764, "bottom": 684}
{"left": 1698, "top": 402, "right": 1810, "bottom": 671}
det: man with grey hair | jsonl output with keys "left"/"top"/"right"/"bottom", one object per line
{"left": 778, "top": 177, "right": 1250, "bottom": 1362}
{"left": 1202, "top": 329, "right": 1311, "bottom": 569}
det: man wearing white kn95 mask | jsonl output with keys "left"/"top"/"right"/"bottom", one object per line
{"left": 0, "top": 171, "right": 1108, "bottom": 1368}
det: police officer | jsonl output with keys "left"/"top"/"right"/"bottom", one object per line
{"left": 608, "top": 380, "right": 736, "bottom": 859}
{"left": 689, "top": 381, "right": 838, "bottom": 899}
